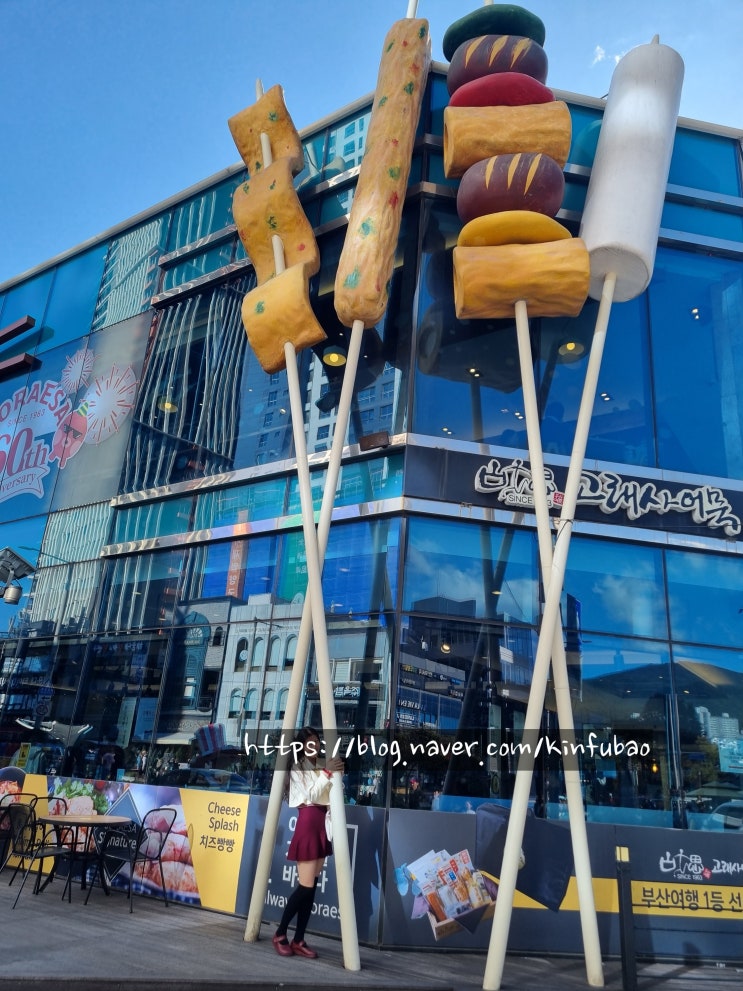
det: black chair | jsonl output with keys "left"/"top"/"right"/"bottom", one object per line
{"left": 0, "top": 795, "right": 39, "bottom": 869}
{"left": 88, "top": 806, "right": 177, "bottom": 912}
{"left": 0, "top": 793, "right": 40, "bottom": 811}
{"left": 2, "top": 802, "right": 41, "bottom": 883}
{"left": 9, "top": 803, "right": 78, "bottom": 908}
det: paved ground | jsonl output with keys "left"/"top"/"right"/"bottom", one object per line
{"left": 1, "top": 866, "right": 741, "bottom": 991}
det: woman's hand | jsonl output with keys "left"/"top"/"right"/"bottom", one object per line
{"left": 325, "top": 756, "right": 344, "bottom": 775}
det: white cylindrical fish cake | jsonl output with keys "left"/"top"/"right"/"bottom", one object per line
{"left": 334, "top": 18, "right": 431, "bottom": 328}
{"left": 579, "top": 39, "right": 684, "bottom": 302}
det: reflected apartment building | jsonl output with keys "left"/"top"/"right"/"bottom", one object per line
{"left": 1, "top": 66, "right": 742, "bottom": 830}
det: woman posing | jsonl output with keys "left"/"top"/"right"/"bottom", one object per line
{"left": 273, "top": 726, "right": 343, "bottom": 959}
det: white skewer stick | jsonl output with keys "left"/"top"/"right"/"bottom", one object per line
{"left": 483, "top": 276, "right": 615, "bottom": 990}
{"left": 240, "top": 82, "right": 359, "bottom": 970}
{"left": 283, "top": 331, "right": 360, "bottom": 971}
{"left": 481, "top": 300, "right": 604, "bottom": 991}
{"left": 245, "top": 318, "right": 363, "bottom": 943}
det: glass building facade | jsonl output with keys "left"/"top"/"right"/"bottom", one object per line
{"left": 1, "top": 67, "right": 742, "bottom": 839}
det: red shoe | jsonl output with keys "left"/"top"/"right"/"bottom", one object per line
{"left": 290, "top": 940, "right": 318, "bottom": 959}
{"left": 272, "top": 934, "right": 293, "bottom": 957}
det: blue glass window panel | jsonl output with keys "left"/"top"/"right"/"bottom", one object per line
{"left": 198, "top": 533, "right": 278, "bottom": 601}
{"left": 0, "top": 515, "right": 47, "bottom": 636}
{"left": 98, "top": 549, "right": 186, "bottom": 632}
{"left": 566, "top": 112, "right": 741, "bottom": 194}
{"left": 0, "top": 270, "right": 54, "bottom": 360}
{"left": 112, "top": 496, "right": 196, "bottom": 543}
{"left": 425, "top": 150, "right": 458, "bottom": 188}
{"left": 671, "top": 642, "right": 743, "bottom": 829}
{"left": 321, "top": 519, "right": 400, "bottom": 618}
{"left": 199, "top": 541, "right": 234, "bottom": 599}
{"left": 327, "top": 109, "right": 371, "bottom": 174}
{"left": 649, "top": 248, "right": 743, "bottom": 478}
{"left": 666, "top": 548, "right": 743, "bottom": 648}
{"left": 403, "top": 516, "right": 538, "bottom": 624}
{"left": 564, "top": 536, "right": 667, "bottom": 639}
{"left": 428, "top": 73, "right": 449, "bottom": 136}
{"left": 319, "top": 186, "right": 353, "bottom": 225}
{"left": 25, "top": 558, "right": 102, "bottom": 637}
{"left": 568, "top": 633, "right": 673, "bottom": 828}
{"left": 195, "top": 476, "right": 287, "bottom": 531}
{"left": 286, "top": 454, "right": 404, "bottom": 517}
{"left": 414, "top": 202, "right": 653, "bottom": 464}
{"left": 243, "top": 535, "right": 278, "bottom": 598}
{"left": 414, "top": 205, "right": 530, "bottom": 446}
{"left": 561, "top": 179, "right": 588, "bottom": 215}
{"left": 161, "top": 242, "right": 235, "bottom": 292}
{"left": 669, "top": 128, "right": 742, "bottom": 196}
{"left": 118, "top": 277, "right": 255, "bottom": 492}
{"left": 582, "top": 294, "right": 655, "bottom": 466}
{"left": 408, "top": 153, "right": 423, "bottom": 185}
{"left": 168, "top": 177, "right": 241, "bottom": 252}
{"left": 35, "top": 246, "right": 107, "bottom": 354}
{"left": 92, "top": 215, "right": 170, "bottom": 330}
{"left": 661, "top": 201, "right": 743, "bottom": 242}
{"left": 40, "top": 502, "right": 111, "bottom": 566}
{"left": 567, "top": 105, "right": 603, "bottom": 168}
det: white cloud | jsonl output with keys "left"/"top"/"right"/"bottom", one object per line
{"left": 592, "top": 44, "right": 625, "bottom": 68}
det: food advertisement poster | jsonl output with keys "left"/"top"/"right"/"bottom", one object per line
{"left": 3, "top": 766, "right": 741, "bottom": 960}
{"left": 1, "top": 768, "right": 249, "bottom": 914}
{"left": 384, "top": 808, "right": 743, "bottom": 958}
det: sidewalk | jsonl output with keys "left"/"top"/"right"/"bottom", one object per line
{"left": 1, "top": 867, "right": 741, "bottom": 991}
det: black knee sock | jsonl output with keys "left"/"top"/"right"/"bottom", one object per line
{"left": 293, "top": 879, "right": 318, "bottom": 943}
{"left": 276, "top": 882, "right": 314, "bottom": 939}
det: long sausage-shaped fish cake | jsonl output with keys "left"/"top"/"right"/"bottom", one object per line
{"left": 334, "top": 18, "right": 431, "bottom": 329}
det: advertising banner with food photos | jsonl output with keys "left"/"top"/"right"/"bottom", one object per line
{"left": 1, "top": 769, "right": 248, "bottom": 915}
{"left": 4, "top": 767, "right": 740, "bottom": 959}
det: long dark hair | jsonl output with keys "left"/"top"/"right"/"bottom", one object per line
{"left": 289, "top": 726, "right": 322, "bottom": 771}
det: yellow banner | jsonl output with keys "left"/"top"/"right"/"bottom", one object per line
{"left": 180, "top": 789, "right": 250, "bottom": 913}
{"left": 631, "top": 880, "right": 743, "bottom": 920}
{"left": 482, "top": 872, "right": 743, "bottom": 919}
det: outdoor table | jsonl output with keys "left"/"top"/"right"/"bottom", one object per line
{"left": 36, "top": 813, "right": 133, "bottom": 898}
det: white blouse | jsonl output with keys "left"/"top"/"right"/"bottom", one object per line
{"left": 287, "top": 759, "right": 334, "bottom": 808}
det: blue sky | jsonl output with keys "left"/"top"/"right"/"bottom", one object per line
{"left": 0, "top": 0, "right": 740, "bottom": 287}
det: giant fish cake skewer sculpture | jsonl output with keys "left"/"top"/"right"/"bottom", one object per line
{"left": 334, "top": 14, "right": 431, "bottom": 329}
{"left": 229, "top": 83, "right": 326, "bottom": 373}
{"left": 482, "top": 26, "right": 684, "bottom": 991}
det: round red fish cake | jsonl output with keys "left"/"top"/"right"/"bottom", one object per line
{"left": 447, "top": 35, "right": 548, "bottom": 95}
{"left": 457, "top": 153, "right": 565, "bottom": 224}
{"left": 449, "top": 71, "right": 554, "bottom": 108}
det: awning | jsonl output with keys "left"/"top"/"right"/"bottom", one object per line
{"left": 155, "top": 732, "right": 196, "bottom": 747}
